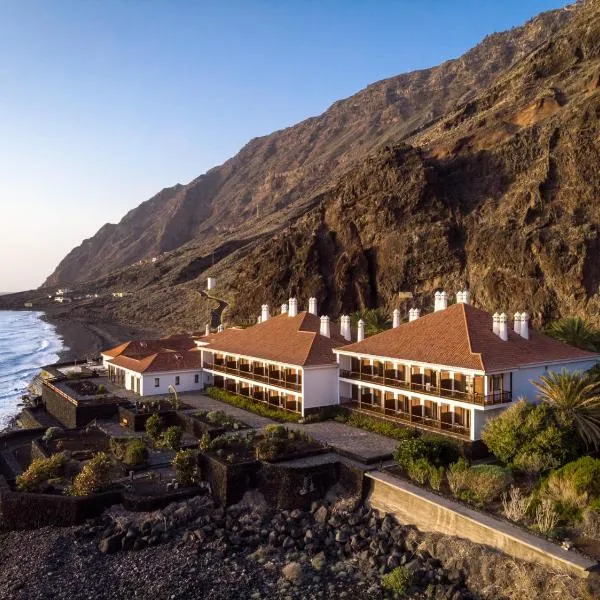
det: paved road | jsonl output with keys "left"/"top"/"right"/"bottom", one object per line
{"left": 181, "top": 392, "right": 397, "bottom": 463}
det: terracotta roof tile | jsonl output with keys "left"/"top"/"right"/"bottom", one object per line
{"left": 201, "top": 312, "right": 346, "bottom": 366}
{"left": 338, "top": 303, "right": 598, "bottom": 372}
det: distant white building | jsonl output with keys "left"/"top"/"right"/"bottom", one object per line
{"left": 112, "top": 291, "right": 126, "bottom": 298}
{"left": 54, "top": 296, "right": 72, "bottom": 303}
{"left": 207, "top": 277, "right": 216, "bottom": 291}
{"left": 56, "top": 288, "right": 71, "bottom": 296}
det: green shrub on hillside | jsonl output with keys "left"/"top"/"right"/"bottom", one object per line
{"left": 394, "top": 435, "right": 460, "bottom": 471}
{"left": 466, "top": 465, "right": 512, "bottom": 505}
{"left": 551, "top": 456, "right": 600, "bottom": 498}
{"left": 381, "top": 566, "right": 413, "bottom": 595}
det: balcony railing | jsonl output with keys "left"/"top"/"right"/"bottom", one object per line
{"left": 217, "top": 381, "right": 301, "bottom": 414}
{"left": 341, "top": 399, "right": 471, "bottom": 439}
{"left": 339, "top": 370, "right": 511, "bottom": 406}
{"left": 205, "top": 362, "right": 302, "bottom": 392}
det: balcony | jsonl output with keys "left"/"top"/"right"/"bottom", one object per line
{"left": 341, "top": 399, "right": 471, "bottom": 439}
{"left": 339, "top": 370, "right": 511, "bottom": 406}
{"left": 205, "top": 362, "right": 302, "bottom": 392}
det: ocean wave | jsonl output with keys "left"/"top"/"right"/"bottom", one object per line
{"left": 0, "top": 311, "right": 63, "bottom": 426}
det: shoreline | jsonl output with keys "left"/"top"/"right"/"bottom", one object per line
{"left": 40, "top": 312, "right": 159, "bottom": 362}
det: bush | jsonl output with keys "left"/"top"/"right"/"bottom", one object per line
{"left": 466, "top": 465, "right": 512, "bottom": 505}
{"left": 206, "top": 387, "right": 300, "bottom": 422}
{"left": 534, "top": 498, "right": 559, "bottom": 536}
{"left": 381, "top": 566, "right": 413, "bottom": 594}
{"left": 263, "top": 424, "right": 289, "bottom": 440}
{"left": 406, "top": 457, "right": 431, "bottom": 485}
{"left": 255, "top": 438, "right": 287, "bottom": 461}
{"left": 582, "top": 507, "right": 600, "bottom": 539}
{"left": 71, "top": 452, "right": 112, "bottom": 496}
{"left": 42, "top": 427, "right": 63, "bottom": 443}
{"left": 163, "top": 425, "right": 183, "bottom": 450}
{"left": 145, "top": 413, "right": 163, "bottom": 441}
{"left": 172, "top": 449, "right": 197, "bottom": 486}
{"left": 97, "top": 384, "right": 106, "bottom": 394}
{"left": 447, "top": 458, "right": 470, "bottom": 496}
{"left": 550, "top": 456, "right": 600, "bottom": 498}
{"left": 395, "top": 435, "right": 459, "bottom": 471}
{"left": 482, "top": 401, "right": 576, "bottom": 473}
{"left": 501, "top": 486, "right": 532, "bottom": 522}
{"left": 16, "top": 452, "right": 68, "bottom": 492}
{"left": 339, "top": 410, "right": 419, "bottom": 442}
{"left": 199, "top": 432, "right": 211, "bottom": 451}
{"left": 394, "top": 438, "right": 429, "bottom": 471}
{"left": 123, "top": 439, "right": 148, "bottom": 466}
{"left": 428, "top": 465, "right": 445, "bottom": 491}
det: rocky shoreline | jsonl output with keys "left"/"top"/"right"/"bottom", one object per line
{"left": 0, "top": 491, "right": 594, "bottom": 600}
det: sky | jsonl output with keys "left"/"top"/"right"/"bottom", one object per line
{"left": 0, "top": 0, "right": 570, "bottom": 292}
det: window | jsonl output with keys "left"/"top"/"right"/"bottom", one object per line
{"left": 154, "top": 378, "right": 160, "bottom": 388}
{"left": 194, "top": 374, "right": 199, "bottom": 384}
{"left": 175, "top": 376, "right": 180, "bottom": 386}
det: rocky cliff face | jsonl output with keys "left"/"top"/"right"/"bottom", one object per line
{"left": 39, "top": 1, "right": 600, "bottom": 332}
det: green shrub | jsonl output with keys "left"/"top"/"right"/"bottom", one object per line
{"left": 163, "top": 425, "right": 183, "bottom": 450}
{"left": 465, "top": 465, "right": 512, "bottom": 506}
{"left": 447, "top": 458, "right": 470, "bottom": 496}
{"left": 419, "top": 434, "right": 461, "bottom": 466}
{"left": 145, "top": 413, "right": 163, "bottom": 441}
{"left": 550, "top": 456, "right": 600, "bottom": 498}
{"left": 199, "top": 432, "right": 211, "bottom": 451}
{"left": 343, "top": 411, "right": 419, "bottom": 442}
{"left": 123, "top": 439, "right": 148, "bottom": 466}
{"left": 263, "top": 424, "right": 289, "bottom": 439}
{"left": 97, "top": 384, "right": 106, "bottom": 394}
{"left": 406, "top": 457, "right": 431, "bottom": 485}
{"left": 255, "top": 438, "right": 287, "bottom": 461}
{"left": 428, "top": 465, "right": 445, "bottom": 491}
{"left": 16, "top": 452, "right": 68, "bottom": 492}
{"left": 482, "top": 401, "right": 576, "bottom": 472}
{"left": 381, "top": 566, "right": 413, "bottom": 595}
{"left": 172, "top": 449, "right": 197, "bottom": 485}
{"left": 206, "top": 387, "right": 300, "bottom": 422}
{"left": 394, "top": 438, "right": 429, "bottom": 471}
{"left": 206, "top": 410, "right": 226, "bottom": 424}
{"left": 71, "top": 452, "right": 112, "bottom": 496}
{"left": 42, "top": 427, "right": 63, "bottom": 443}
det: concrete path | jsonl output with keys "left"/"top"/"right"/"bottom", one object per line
{"left": 181, "top": 392, "right": 397, "bottom": 463}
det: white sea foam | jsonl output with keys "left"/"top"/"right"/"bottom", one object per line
{"left": 0, "top": 311, "right": 64, "bottom": 428}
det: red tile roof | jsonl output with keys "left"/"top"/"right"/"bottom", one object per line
{"left": 337, "top": 303, "right": 598, "bottom": 372}
{"left": 103, "top": 336, "right": 201, "bottom": 374}
{"left": 200, "top": 312, "right": 346, "bottom": 366}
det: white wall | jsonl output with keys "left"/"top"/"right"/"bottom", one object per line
{"left": 512, "top": 359, "right": 598, "bottom": 402}
{"left": 140, "top": 370, "right": 204, "bottom": 396}
{"left": 302, "top": 365, "right": 339, "bottom": 414}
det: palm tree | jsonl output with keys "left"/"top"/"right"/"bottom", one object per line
{"left": 350, "top": 308, "right": 391, "bottom": 336}
{"left": 546, "top": 316, "right": 600, "bottom": 352}
{"left": 533, "top": 370, "right": 600, "bottom": 450}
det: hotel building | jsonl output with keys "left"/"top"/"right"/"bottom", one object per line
{"left": 335, "top": 292, "right": 598, "bottom": 442}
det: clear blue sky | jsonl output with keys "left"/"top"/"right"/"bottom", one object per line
{"left": 0, "top": 0, "right": 570, "bottom": 292}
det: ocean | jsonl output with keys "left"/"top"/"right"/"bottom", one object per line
{"left": 0, "top": 311, "right": 64, "bottom": 428}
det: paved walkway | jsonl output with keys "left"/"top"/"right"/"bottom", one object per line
{"left": 181, "top": 392, "right": 397, "bottom": 464}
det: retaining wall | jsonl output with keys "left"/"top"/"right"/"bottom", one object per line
{"left": 366, "top": 471, "right": 598, "bottom": 579}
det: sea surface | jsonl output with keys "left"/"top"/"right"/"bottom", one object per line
{"left": 0, "top": 311, "right": 64, "bottom": 428}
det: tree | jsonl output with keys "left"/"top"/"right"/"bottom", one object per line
{"left": 534, "top": 370, "right": 600, "bottom": 450}
{"left": 350, "top": 308, "right": 391, "bottom": 336}
{"left": 546, "top": 317, "right": 600, "bottom": 352}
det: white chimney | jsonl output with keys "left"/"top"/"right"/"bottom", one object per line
{"left": 357, "top": 319, "right": 365, "bottom": 342}
{"left": 261, "top": 304, "right": 270, "bottom": 322}
{"left": 320, "top": 315, "right": 330, "bottom": 338}
{"left": 341, "top": 315, "right": 351, "bottom": 341}
{"left": 520, "top": 312, "right": 530, "bottom": 340}
{"left": 409, "top": 308, "right": 420, "bottom": 322}
{"left": 288, "top": 297, "right": 298, "bottom": 317}
{"left": 434, "top": 291, "right": 448, "bottom": 312}
{"left": 308, "top": 297, "right": 318, "bottom": 315}
{"left": 281, "top": 303, "right": 288, "bottom": 314}
{"left": 205, "top": 323, "right": 210, "bottom": 336}
{"left": 392, "top": 309, "right": 401, "bottom": 328}
{"left": 499, "top": 313, "right": 508, "bottom": 341}
{"left": 513, "top": 312, "right": 522, "bottom": 335}
{"left": 492, "top": 312, "right": 500, "bottom": 335}
{"left": 457, "top": 290, "right": 470, "bottom": 304}
{"left": 257, "top": 315, "right": 262, "bottom": 324}
{"left": 217, "top": 324, "right": 224, "bottom": 333}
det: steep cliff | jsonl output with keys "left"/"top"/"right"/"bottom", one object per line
{"left": 36, "top": 1, "right": 600, "bottom": 333}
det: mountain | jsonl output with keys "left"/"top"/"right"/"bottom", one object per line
{"left": 35, "top": 1, "right": 600, "bottom": 333}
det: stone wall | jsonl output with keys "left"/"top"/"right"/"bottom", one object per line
{"left": 365, "top": 471, "right": 597, "bottom": 579}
